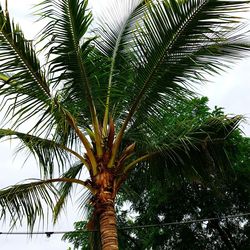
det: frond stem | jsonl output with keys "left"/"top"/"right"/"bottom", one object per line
{"left": 123, "top": 152, "right": 157, "bottom": 173}
{"left": 64, "top": 111, "right": 98, "bottom": 176}
{"left": 43, "top": 177, "right": 89, "bottom": 188}
{"left": 65, "top": 0, "right": 103, "bottom": 158}
{"left": 0, "top": 16, "right": 51, "bottom": 97}
{"left": 60, "top": 145, "right": 90, "bottom": 170}
{"left": 102, "top": 9, "right": 135, "bottom": 136}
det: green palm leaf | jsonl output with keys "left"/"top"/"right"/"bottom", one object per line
{"left": 0, "top": 6, "right": 51, "bottom": 127}
{"left": 0, "top": 176, "right": 91, "bottom": 231}
{"left": 100, "top": 0, "right": 250, "bottom": 166}
{"left": 123, "top": 114, "right": 242, "bottom": 180}
{"left": 116, "top": 0, "right": 250, "bottom": 127}
{"left": 36, "top": 0, "right": 106, "bottom": 156}
{"left": 93, "top": 0, "right": 147, "bottom": 129}
{"left": 0, "top": 179, "right": 58, "bottom": 230}
{"left": 0, "top": 128, "right": 87, "bottom": 177}
{"left": 37, "top": 0, "right": 94, "bottom": 114}
{"left": 54, "top": 162, "right": 87, "bottom": 222}
{"left": 0, "top": 7, "right": 78, "bottom": 148}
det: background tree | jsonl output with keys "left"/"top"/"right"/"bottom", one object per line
{"left": 63, "top": 221, "right": 90, "bottom": 250}
{"left": 116, "top": 135, "right": 250, "bottom": 249}
{"left": 0, "top": 1, "right": 250, "bottom": 249}
{"left": 116, "top": 98, "right": 250, "bottom": 249}
{"left": 63, "top": 98, "right": 250, "bottom": 249}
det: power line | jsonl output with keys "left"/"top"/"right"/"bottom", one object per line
{"left": 0, "top": 212, "right": 249, "bottom": 236}
{"left": 120, "top": 212, "right": 250, "bottom": 230}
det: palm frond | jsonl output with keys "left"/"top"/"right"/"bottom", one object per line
{"left": 93, "top": 0, "right": 148, "bottom": 129}
{"left": 0, "top": 68, "right": 78, "bottom": 150}
{"left": 104, "top": 0, "right": 250, "bottom": 166}
{"left": 0, "top": 5, "right": 51, "bottom": 128}
{"left": 120, "top": 0, "right": 250, "bottom": 128}
{"left": 35, "top": 0, "right": 106, "bottom": 156}
{"left": 0, "top": 2, "right": 93, "bottom": 149}
{"left": 57, "top": 174, "right": 93, "bottom": 225}
{"left": 125, "top": 115, "right": 242, "bottom": 182}
{"left": 36, "top": 0, "right": 94, "bottom": 111}
{"left": 0, "top": 128, "right": 87, "bottom": 177}
{"left": 93, "top": 0, "right": 144, "bottom": 57}
{"left": 0, "top": 179, "right": 58, "bottom": 231}
{"left": 54, "top": 162, "right": 87, "bottom": 223}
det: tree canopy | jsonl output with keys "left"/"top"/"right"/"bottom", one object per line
{"left": 0, "top": 0, "right": 250, "bottom": 249}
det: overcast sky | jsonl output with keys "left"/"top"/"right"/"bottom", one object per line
{"left": 0, "top": 0, "right": 250, "bottom": 249}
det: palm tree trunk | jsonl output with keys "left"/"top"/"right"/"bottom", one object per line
{"left": 99, "top": 200, "right": 119, "bottom": 250}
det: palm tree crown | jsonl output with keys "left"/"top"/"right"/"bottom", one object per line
{"left": 0, "top": 0, "right": 250, "bottom": 248}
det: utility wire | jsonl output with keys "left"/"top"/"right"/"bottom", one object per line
{"left": 120, "top": 212, "right": 250, "bottom": 230}
{"left": 0, "top": 212, "right": 249, "bottom": 236}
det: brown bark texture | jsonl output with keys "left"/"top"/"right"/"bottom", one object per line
{"left": 99, "top": 201, "right": 119, "bottom": 250}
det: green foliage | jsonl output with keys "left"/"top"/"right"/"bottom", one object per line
{"left": 0, "top": 0, "right": 250, "bottom": 242}
{"left": 118, "top": 165, "right": 250, "bottom": 249}
{"left": 0, "top": 179, "right": 58, "bottom": 231}
{"left": 63, "top": 98, "right": 250, "bottom": 249}
{"left": 62, "top": 222, "right": 89, "bottom": 250}
{"left": 117, "top": 99, "right": 250, "bottom": 249}
{"left": 62, "top": 218, "right": 102, "bottom": 250}
{"left": 124, "top": 96, "right": 241, "bottom": 186}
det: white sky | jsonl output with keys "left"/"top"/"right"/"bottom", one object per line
{"left": 0, "top": 0, "right": 250, "bottom": 249}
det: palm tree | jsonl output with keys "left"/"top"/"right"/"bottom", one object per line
{"left": 0, "top": 0, "right": 249, "bottom": 249}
